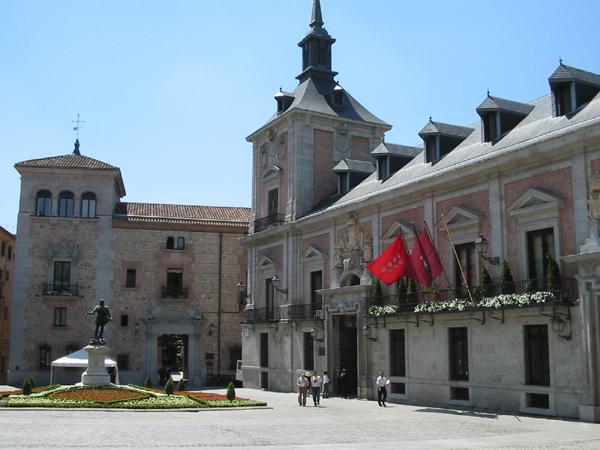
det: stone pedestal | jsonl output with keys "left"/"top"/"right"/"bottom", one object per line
{"left": 81, "top": 344, "right": 111, "bottom": 385}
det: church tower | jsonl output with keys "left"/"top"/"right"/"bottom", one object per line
{"left": 246, "top": 0, "right": 391, "bottom": 230}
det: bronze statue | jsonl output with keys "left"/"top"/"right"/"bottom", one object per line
{"left": 89, "top": 300, "right": 112, "bottom": 344}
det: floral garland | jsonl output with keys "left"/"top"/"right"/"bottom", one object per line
{"left": 368, "top": 291, "right": 556, "bottom": 316}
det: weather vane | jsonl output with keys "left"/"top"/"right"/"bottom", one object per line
{"left": 72, "top": 114, "right": 85, "bottom": 139}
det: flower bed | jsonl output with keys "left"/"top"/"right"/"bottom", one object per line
{"left": 368, "top": 291, "right": 556, "bottom": 316}
{"left": 3, "top": 384, "right": 267, "bottom": 409}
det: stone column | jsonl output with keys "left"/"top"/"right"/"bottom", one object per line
{"left": 81, "top": 344, "right": 111, "bottom": 385}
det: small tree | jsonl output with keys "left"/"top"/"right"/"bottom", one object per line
{"left": 372, "top": 279, "right": 383, "bottom": 306}
{"left": 480, "top": 266, "right": 492, "bottom": 286}
{"left": 501, "top": 260, "right": 515, "bottom": 294}
{"left": 144, "top": 375, "right": 153, "bottom": 389}
{"left": 22, "top": 378, "right": 32, "bottom": 396}
{"left": 395, "top": 278, "right": 407, "bottom": 306}
{"left": 177, "top": 379, "right": 186, "bottom": 392}
{"left": 24, "top": 376, "right": 37, "bottom": 389}
{"left": 226, "top": 382, "right": 236, "bottom": 402}
{"left": 165, "top": 379, "right": 174, "bottom": 396}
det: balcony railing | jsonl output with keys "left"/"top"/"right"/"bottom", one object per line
{"left": 287, "top": 304, "right": 322, "bottom": 320}
{"left": 244, "top": 307, "right": 280, "bottom": 323}
{"left": 161, "top": 286, "right": 188, "bottom": 299}
{"left": 43, "top": 284, "right": 78, "bottom": 297}
{"left": 254, "top": 213, "right": 285, "bottom": 233}
{"left": 365, "top": 277, "right": 579, "bottom": 312}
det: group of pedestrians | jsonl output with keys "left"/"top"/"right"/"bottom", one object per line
{"left": 296, "top": 368, "right": 391, "bottom": 408}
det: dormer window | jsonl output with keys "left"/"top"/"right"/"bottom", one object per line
{"left": 476, "top": 95, "right": 534, "bottom": 143}
{"left": 549, "top": 63, "right": 600, "bottom": 117}
{"left": 371, "top": 142, "right": 420, "bottom": 181}
{"left": 333, "top": 159, "right": 375, "bottom": 194}
{"left": 275, "top": 91, "right": 295, "bottom": 115}
{"left": 333, "top": 86, "right": 344, "bottom": 106}
{"left": 377, "top": 157, "right": 389, "bottom": 181}
{"left": 419, "top": 121, "right": 474, "bottom": 164}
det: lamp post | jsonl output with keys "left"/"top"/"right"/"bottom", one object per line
{"left": 474, "top": 234, "right": 500, "bottom": 265}
{"left": 271, "top": 275, "right": 288, "bottom": 294}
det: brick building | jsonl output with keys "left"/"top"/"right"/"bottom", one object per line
{"left": 0, "top": 226, "right": 15, "bottom": 384}
{"left": 240, "top": 0, "right": 600, "bottom": 421}
{"left": 8, "top": 141, "right": 250, "bottom": 387}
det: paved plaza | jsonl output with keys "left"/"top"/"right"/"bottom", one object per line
{"left": 1, "top": 387, "right": 600, "bottom": 449}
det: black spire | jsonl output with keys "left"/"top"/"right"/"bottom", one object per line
{"left": 73, "top": 139, "right": 81, "bottom": 156}
{"left": 296, "top": 0, "right": 337, "bottom": 84}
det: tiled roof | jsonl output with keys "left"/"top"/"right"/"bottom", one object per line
{"left": 113, "top": 202, "right": 251, "bottom": 227}
{"left": 419, "top": 121, "right": 475, "bottom": 138}
{"left": 333, "top": 159, "right": 375, "bottom": 173}
{"left": 371, "top": 142, "right": 421, "bottom": 157}
{"left": 15, "top": 153, "right": 119, "bottom": 171}
{"left": 549, "top": 64, "right": 600, "bottom": 86}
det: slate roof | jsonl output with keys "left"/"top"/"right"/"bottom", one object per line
{"left": 418, "top": 121, "right": 475, "bottom": 138}
{"left": 15, "top": 153, "right": 120, "bottom": 171}
{"left": 333, "top": 159, "right": 376, "bottom": 173}
{"left": 371, "top": 142, "right": 421, "bottom": 158}
{"left": 300, "top": 87, "right": 600, "bottom": 220}
{"left": 549, "top": 64, "right": 600, "bottom": 86}
{"left": 259, "top": 78, "right": 390, "bottom": 130}
{"left": 476, "top": 95, "right": 535, "bottom": 116}
{"left": 113, "top": 202, "right": 251, "bottom": 227}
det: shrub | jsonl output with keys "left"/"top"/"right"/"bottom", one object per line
{"left": 144, "top": 376, "right": 153, "bottom": 389}
{"left": 372, "top": 279, "right": 383, "bottom": 306}
{"left": 22, "top": 379, "right": 32, "bottom": 396}
{"left": 546, "top": 252, "right": 561, "bottom": 293}
{"left": 480, "top": 266, "right": 492, "bottom": 286}
{"left": 226, "top": 382, "right": 235, "bottom": 402}
{"left": 165, "top": 379, "right": 174, "bottom": 396}
{"left": 501, "top": 260, "right": 515, "bottom": 294}
{"left": 177, "top": 379, "right": 186, "bottom": 392}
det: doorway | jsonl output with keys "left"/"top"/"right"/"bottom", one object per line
{"left": 157, "top": 334, "right": 188, "bottom": 378}
{"left": 338, "top": 315, "right": 358, "bottom": 397}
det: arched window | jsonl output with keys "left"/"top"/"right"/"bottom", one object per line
{"left": 81, "top": 192, "right": 97, "bottom": 218}
{"left": 58, "top": 192, "right": 74, "bottom": 217}
{"left": 36, "top": 190, "right": 52, "bottom": 216}
{"left": 177, "top": 237, "right": 185, "bottom": 250}
{"left": 166, "top": 237, "right": 175, "bottom": 250}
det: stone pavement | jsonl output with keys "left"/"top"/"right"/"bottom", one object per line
{"left": 0, "top": 387, "right": 599, "bottom": 449}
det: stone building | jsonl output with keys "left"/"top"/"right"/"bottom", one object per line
{"left": 240, "top": 0, "right": 600, "bottom": 422}
{"left": 8, "top": 141, "right": 250, "bottom": 387}
{"left": 0, "top": 225, "right": 15, "bottom": 384}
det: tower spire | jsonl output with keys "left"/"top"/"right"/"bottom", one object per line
{"left": 311, "top": 0, "right": 324, "bottom": 29}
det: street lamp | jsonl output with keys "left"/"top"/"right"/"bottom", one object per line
{"left": 474, "top": 235, "right": 500, "bottom": 265}
{"left": 271, "top": 275, "right": 288, "bottom": 294}
{"left": 362, "top": 325, "right": 377, "bottom": 342}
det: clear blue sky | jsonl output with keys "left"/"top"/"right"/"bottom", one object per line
{"left": 2, "top": 0, "right": 599, "bottom": 234}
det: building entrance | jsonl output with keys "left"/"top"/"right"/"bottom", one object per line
{"left": 338, "top": 315, "right": 358, "bottom": 397}
{"left": 157, "top": 334, "right": 188, "bottom": 380}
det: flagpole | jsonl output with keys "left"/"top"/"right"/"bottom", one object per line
{"left": 423, "top": 219, "right": 453, "bottom": 297}
{"left": 410, "top": 222, "right": 431, "bottom": 301}
{"left": 399, "top": 225, "right": 420, "bottom": 304}
{"left": 441, "top": 214, "right": 476, "bottom": 307}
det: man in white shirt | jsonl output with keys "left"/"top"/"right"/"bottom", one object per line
{"left": 322, "top": 370, "right": 330, "bottom": 398}
{"left": 376, "top": 371, "right": 388, "bottom": 407}
{"left": 297, "top": 373, "right": 309, "bottom": 406}
{"left": 311, "top": 370, "right": 323, "bottom": 406}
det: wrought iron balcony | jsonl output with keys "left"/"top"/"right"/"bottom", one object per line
{"left": 244, "top": 307, "right": 280, "bottom": 323}
{"left": 161, "top": 286, "right": 188, "bottom": 299}
{"left": 43, "top": 284, "right": 78, "bottom": 296}
{"left": 365, "top": 277, "right": 579, "bottom": 312}
{"left": 254, "top": 213, "right": 285, "bottom": 232}
{"left": 287, "top": 304, "right": 322, "bottom": 320}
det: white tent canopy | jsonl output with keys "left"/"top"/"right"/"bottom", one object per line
{"left": 50, "top": 349, "right": 118, "bottom": 384}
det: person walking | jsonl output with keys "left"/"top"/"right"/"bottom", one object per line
{"left": 297, "top": 372, "right": 309, "bottom": 406}
{"left": 322, "top": 370, "right": 330, "bottom": 398}
{"left": 311, "top": 370, "right": 323, "bottom": 406}
{"left": 376, "top": 371, "right": 389, "bottom": 407}
{"left": 336, "top": 367, "right": 343, "bottom": 397}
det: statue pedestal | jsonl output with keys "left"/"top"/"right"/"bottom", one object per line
{"left": 81, "top": 344, "right": 111, "bottom": 385}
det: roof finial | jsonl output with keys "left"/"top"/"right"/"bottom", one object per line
{"left": 559, "top": 57, "right": 563, "bottom": 65}
{"left": 73, "top": 139, "right": 81, "bottom": 156}
{"left": 72, "top": 114, "right": 85, "bottom": 139}
{"left": 311, "top": 0, "right": 324, "bottom": 29}
{"left": 487, "top": 89, "right": 490, "bottom": 97}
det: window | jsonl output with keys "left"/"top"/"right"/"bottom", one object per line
{"left": 4, "top": 271, "right": 8, "bottom": 282}
{"left": 265, "top": 278, "right": 275, "bottom": 319}
{"left": 39, "top": 344, "right": 51, "bottom": 368}
{"left": 449, "top": 327, "right": 469, "bottom": 381}
{"left": 554, "top": 83, "right": 573, "bottom": 116}
{"left": 36, "top": 190, "right": 52, "bottom": 216}
{"left": 483, "top": 112, "right": 498, "bottom": 142}
{"left": 53, "top": 261, "right": 71, "bottom": 292}
{"left": 126, "top": 269, "right": 136, "bottom": 288}
{"left": 58, "top": 191, "right": 75, "bottom": 217}
{"left": 304, "top": 332, "right": 314, "bottom": 370}
{"left": 164, "top": 269, "right": 184, "bottom": 298}
{"left": 333, "top": 88, "right": 344, "bottom": 106}
{"left": 0, "top": 242, "right": 4, "bottom": 257}
{"left": 7, "top": 246, "right": 12, "bottom": 260}
{"left": 166, "top": 237, "right": 175, "bottom": 250}
{"left": 454, "top": 243, "right": 477, "bottom": 297}
{"left": 120, "top": 315, "right": 129, "bottom": 327}
{"left": 177, "top": 237, "right": 185, "bottom": 250}
{"left": 525, "top": 325, "right": 550, "bottom": 386}
{"left": 54, "top": 308, "right": 67, "bottom": 327}
{"left": 317, "top": 41, "right": 327, "bottom": 66}
{"left": 268, "top": 189, "right": 278, "bottom": 217}
{"left": 425, "top": 138, "right": 437, "bottom": 164}
{"left": 310, "top": 271, "right": 323, "bottom": 312}
{"left": 260, "top": 333, "right": 269, "bottom": 368}
{"left": 81, "top": 192, "right": 97, "bottom": 218}
{"left": 390, "top": 329, "right": 406, "bottom": 377}
{"left": 117, "top": 354, "right": 129, "bottom": 371}
{"left": 527, "top": 228, "right": 555, "bottom": 287}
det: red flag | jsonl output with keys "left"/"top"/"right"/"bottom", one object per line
{"left": 366, "top": 234, "right": 410, "bottom": 285}
{"left": 409, "top": 229, "right": 443, "bottom": 290}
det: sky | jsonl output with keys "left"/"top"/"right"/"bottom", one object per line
{"left": 1, "top": 0, "right": 600, "bottom": 234}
